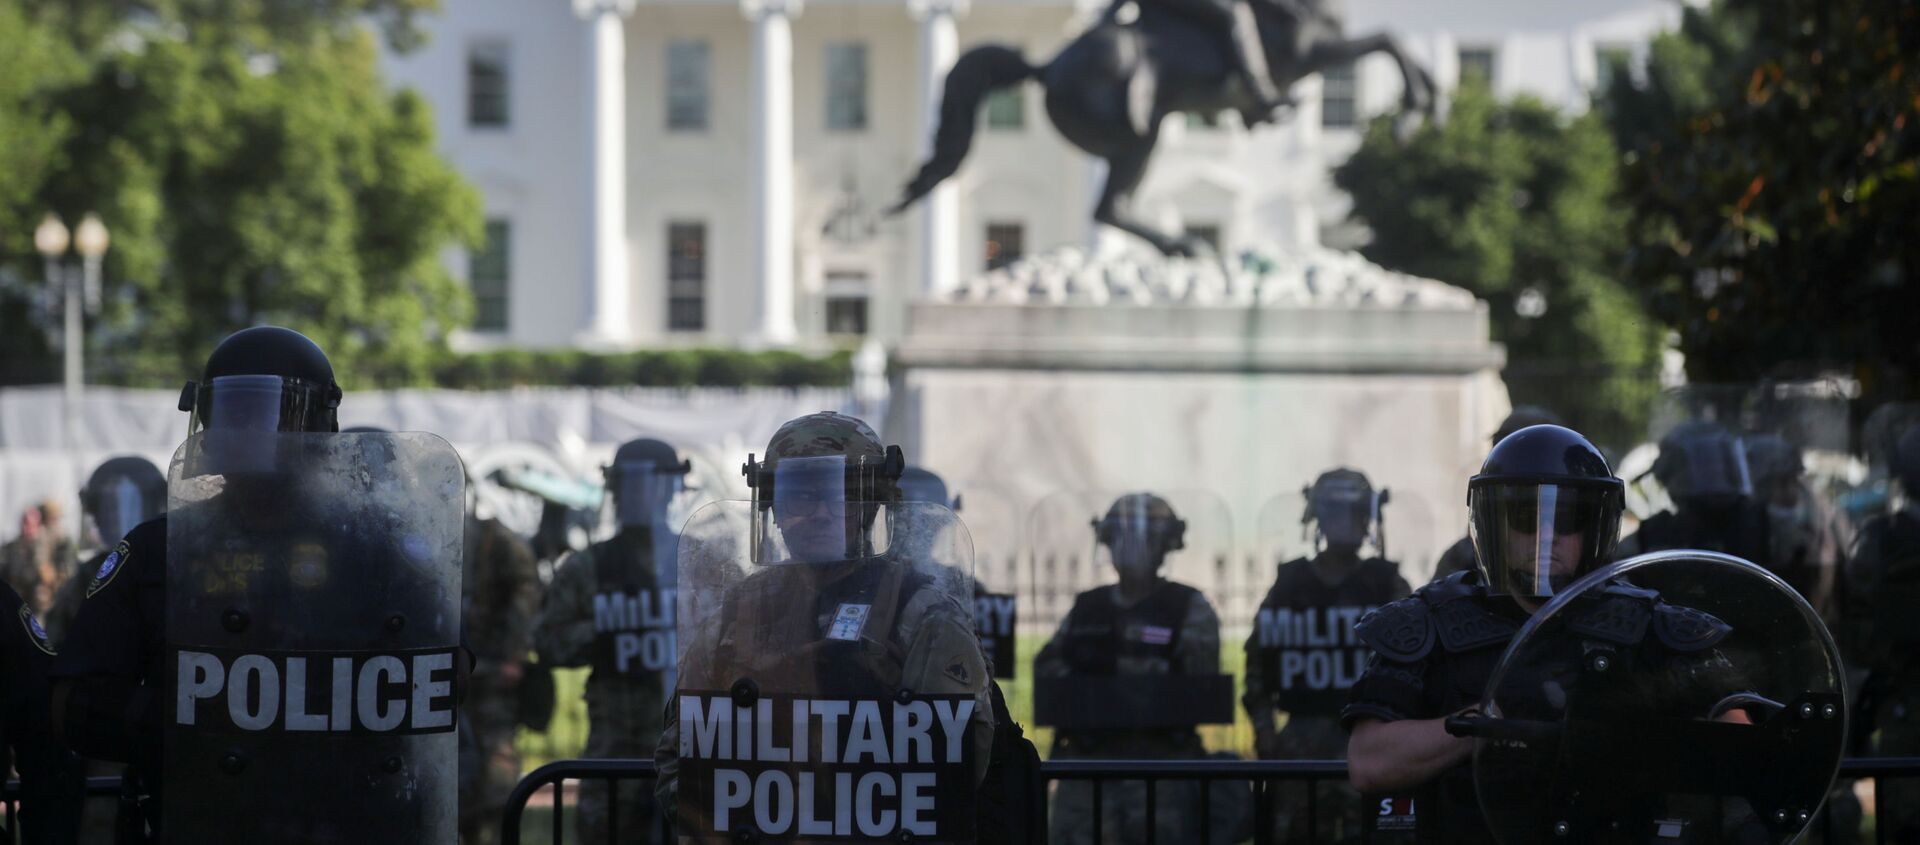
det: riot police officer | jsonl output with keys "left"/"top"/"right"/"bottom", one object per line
{"left": 2, "top": 580, "right": 83, "bottom": 844}
{"left": 656, "top": 412, "right": 1003, "bottom": 840}
{"left": 1245, "top": 468, "right": 1409, "bottom": 843}
{"left": 49, "top": 326, "right": 468, "bottom": 842}
{"left": 1616, "top": 420, "right": 1773, "bottom": 567}
{"left": 1430, "top": 406, "right": 1563, "bottom": 583}
{"left": 1345, "top": 424, "right": 1734, "bottom": 840}
{"left": 537, "top": 437, "right": 690, "bottom": 843}
{"left": 45, "top": 456, "right": 166, "bottom": 645}
{"left": 1847, "top": 422, "right": 1920, "bottom": 842}
{"left": 1037, "top": 492, "right": 1226, "bottom": 845}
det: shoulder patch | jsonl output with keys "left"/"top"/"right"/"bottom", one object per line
{"left": 1652, "top": 603, "right": 1732, "bottom": 652}
{"left": 19, "top": 605, "right": 55, "bottom": 655}
{"left": 1432, "top": 597, "right": 1521, "bottom": 653}
{"left": 87, "top": 540, "right": 131, "bottom": 598}
{"left": 1566, "top": 593, "right": 1653, "bottom": 645}
{"left": 1355, "top": 598, "right": 1435, "bottom": 662}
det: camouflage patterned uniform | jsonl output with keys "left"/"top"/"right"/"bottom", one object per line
{"left": 461, "top": 516, "right": 542, "bottom": 845}
{"left": 1036, "top": 579, "right": 1225, "bottom": 845}
{"left": 536, "top": 530, "right": 674, "bottom": 843}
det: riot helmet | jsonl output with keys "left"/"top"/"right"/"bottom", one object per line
{"left": 81, "top": 455, "right": 165, "bottom": 546}
{"left": 1493, "top": 406, "right": 1564, "bottom": 445}
{"left": 1092, "top": 492, "right": 1186, "bottom": 577}
{"left": 1896, "top": 424, "right": 1920, "bottom": 499}
{"left": 743, "top": 412, "right": 903, "bottom": 564}
{"left": 1743, "top": 433, "right": 1806, "bottom": 508}
{"left": 179, "top": 326, "right": 342, "bottom": 435}
{"left": 606, "top": 438, "right": 691, "bottom": 531}
{"left": 898, "top": 466, "right": 962, "bottom": 512}
{"left": 1302, "top": 468, "right": 1383, "bottom": 554}
{"left": 1468, "top": 425, "right": 1625, "bottom": 600}
{"left": 1651, "top": 420, "right": 1753, "bottom": 512}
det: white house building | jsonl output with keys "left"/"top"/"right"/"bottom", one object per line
{"left": 376, "top": 0, "right": 1687, "bottom": 351}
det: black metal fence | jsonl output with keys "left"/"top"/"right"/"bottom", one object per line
{"left": 496, "top": 756, "right": 1920, "bottom": 845}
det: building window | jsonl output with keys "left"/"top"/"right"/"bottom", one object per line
{"left": 467, "top": 41, "right": 510, "bottom": 128}
{"left": 1186, "top": 223, "right": 1222, "bottom": 253}
{"left": 667, "top": 222, "right": 706, "bottom": 332}
{"left": 470, "top": 219, "right": 510, "bottom": 332}
{"left": 1458, "top": 47, "right": 1497, "bottom": 89}
{"left": 666, "top": 40, "right": 710, "bottom": 131}
{"left": 985, "top": 87, "right": 1024, "bottom": 130}
{"left": 826, "top": 42, "right": 869, "bottom": 131}
{"left": 824, "top": 270, "right": 869, "bottom": 336}
{"left": 985, "top": 222, "right": 1025, "bottom": 271}
{"left": 1593, "top": 45, "right": 1633, "bottom": 96}
{"left": 1320, "top": 61, "right": 1356, "bottom": 129}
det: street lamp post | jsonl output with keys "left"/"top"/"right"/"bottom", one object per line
{"left": 34, "top": 212, "right": 110, "bottom": 453}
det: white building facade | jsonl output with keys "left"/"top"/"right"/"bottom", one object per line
{"left": 377, "top": 0, "right": 1686, "bottom": 351}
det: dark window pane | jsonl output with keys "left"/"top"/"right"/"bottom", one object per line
{"left": 470, "top": 219, "right": 510, "bottom": 332}
{"left": 985, "top": 222, "right": 1025, "bottom": 271}
{"left": 1186, "top": 224, "right": 1221, "bottom": 253}
{"left": 468, "top": 42, "right": 510, "bottom": 128}
{"left": 668, "top": 222, "right": 706, "bottom": 332}
{"left": 826, "top": 42, "right": 868, "bottom": 131}
{"left": 1459, "top": 47, "right": 1497, "bottom": 88}
{"left": 826, "top": 296, "right": 868, "bottom": 335}
{"left": 985, "top": 87, "right": 1024, "bottom": 130}
{"left": 1320, "top": 61, "right": 1356, "bottom": 129}
{"left": 1593, "top": 46, "right": 1632, "bottom": 96}
{"left": 667, "top": 40, "right": 710, "bottom": 131}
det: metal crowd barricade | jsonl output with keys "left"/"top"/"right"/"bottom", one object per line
{"left": 493, "top": 757, "right": 1920, "bottom": 845}
{"left": 0, "top": 775, "right": 126, "bottom": 840}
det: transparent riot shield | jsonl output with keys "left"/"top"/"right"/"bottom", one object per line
{"left": 1456, "top": 551, "right": 1845, "bottom": 844}
{"left": 952, "top": 484, "right": 1022, "bottom": 680}
{"left": 1024, "top": 489, "right": 1237, "bottom": 733}
{"left": 672, "top": 500, "right": 984, "bottom": 843}
{"left": 165, "top": 431, "right": 464, "bottom": 844}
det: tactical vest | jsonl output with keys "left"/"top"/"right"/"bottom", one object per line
{"left": 1253, "top": 555, "right": 1400, "bottom": 717}
{"left": 588, "top": 534, "right": 676, "bottom": 680}
{"left": 1059, "top": 581, "right": 1198, "bottom": 676}
{"left": 1862, "top": 512, "right": 1920, "bottom": 651}
{"left": 701, "top": 558, "right": 924, "bottom": 698}
{"left": 1634, "top": 506, "right": 1771, "bottom": 564}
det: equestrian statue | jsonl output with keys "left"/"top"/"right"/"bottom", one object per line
{"left": 889, "top": 0, "right": 1437, "bottom": 257}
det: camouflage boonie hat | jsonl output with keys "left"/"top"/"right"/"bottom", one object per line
{"left": 764, "top": 412, "right": 886, "bottom": 463}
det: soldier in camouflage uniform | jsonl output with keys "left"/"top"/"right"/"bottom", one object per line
{"left": 1430, "top": 407, "right": 1562, "bottom": 584}
{"left": 1038, "top": 493, "right": 1226, "bottom": 845}
{"left": 1245, "top": 469, "right": 1409, "bottom": 843}
{"left": 537, "top": 438, "right": 689, "bottom": 844}
{"left": 460, "top": 494, "right": 543, "bottom": 845}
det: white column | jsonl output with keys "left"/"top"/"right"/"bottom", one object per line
{"left": 576, "top": 0, "right": 636, "bottom": 346}
{"left": 745, "top": 0, "right": 800, "bottom": 345}
{"left": 911, "top": 0, "right": 966, "bottom": 298}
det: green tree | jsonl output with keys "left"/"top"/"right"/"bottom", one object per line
{"left": 1606, "top": 0, "right": 1920, "bottom": 402}
{"left": 1335, "top": 85, "right": 1664, "bottom": 449}
{"left": 0, "top": 0, "right": 478, "bottom": 388}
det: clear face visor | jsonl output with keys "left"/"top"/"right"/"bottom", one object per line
{"left": 1471, "top": 483, "right": 1617, "bottom": 599}
{"left": 1664, "top": 434, "right": 1754, "bottom": 503}
{"left": 95, "top": 476, "right": 154, "bottom": 546}
{"left": 612, "top": 460, "right": 685, "bottom": 530}
{"left": 1095, "top": 499, "right": 1181, "bottom": 573}
{"left": 764, "top": 455, "right": 864, "bottom": 564}
{"left": 1309, "top": 482, "right": 1375, "bottom": 549}
{"left": 187, "top": 375, "right": 330, "bottom": 436}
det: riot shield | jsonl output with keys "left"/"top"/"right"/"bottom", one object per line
{"left": 1025, "top": 489, "right": 1236, "bottom": 731}
{"left": 165, "top": 431, "right": 464, "bottom": 843}
{"left": 1458, "top": 551, "right": 1845, "bottom": 844}
{"left": 673, "top": 500, "right": 984, "bottom": 843}
{"left": 952, "top": 484, "right": 1022, "bottom": 679}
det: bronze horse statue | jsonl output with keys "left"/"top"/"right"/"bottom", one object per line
{"left": 890, "top": 0, "right": 1436, "bottom": 257}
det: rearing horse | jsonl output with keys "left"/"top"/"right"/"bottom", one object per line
{"left": 890, "top": 0, "right": 1437, "bottom": 257}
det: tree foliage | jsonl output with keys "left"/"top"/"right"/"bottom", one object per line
{"left": 1606, "top": 0, "right": 1920, "bottom": 401}
{"left": 0, "top": 0, "right": 479, "bottom": 388}
{"left": 1335, "top": 85, "right": 1665, "bottom": 449}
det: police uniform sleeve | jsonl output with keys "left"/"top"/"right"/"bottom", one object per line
{"left": 1176, "top": 589, "right": 1221, "bottom": 675}
{"left": 2, "top": 583, "right": 85, "bottom": 842}
{"left": 1340, "top": 598, "right": 1436, "bottom": 731}
{"left": 48, "top": 521, "right": 164, "bottom": 768}
{"left": 1241, "top": 579, "right": 1287, "bottom": 727}
{"left": 897, "top": 588, "right": 996, "bottom": 784}
{"left": 533, "top": 548, "right": 597, "bottom": 667}
{"left": 472, "top": 519, "right": 541, "bottom": 672}
{"left": 1032, "top": 609, "right": 1075, "bottom": 679}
